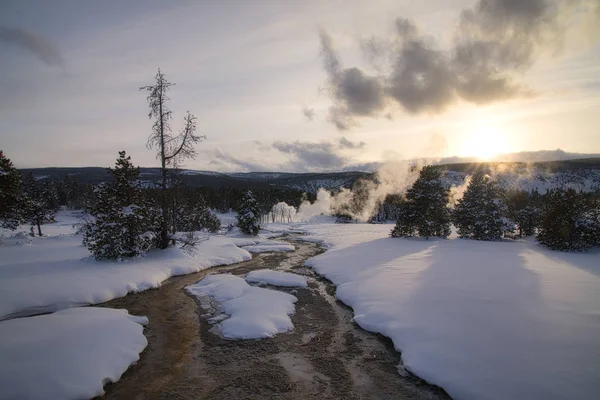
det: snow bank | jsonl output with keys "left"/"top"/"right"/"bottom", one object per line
{"left": 246, "top": 269, "right": 308, "bottom": 288}
{"left": 300, "top": 222, "right": 600, "bottom": 400}
{"left": 187, "top": 274, "right": 297, "bottom": 339}
{"left": 0, "top": 307, "right": 147, "bottom": 400}
{"left": 243, "top": 240, "right": 295, "bottom": 253}
{"left": 0, "top": 209, "right": 83, "bottom": 238}
{"left": 0, "top": 234, "right": 251, "bottom": 320}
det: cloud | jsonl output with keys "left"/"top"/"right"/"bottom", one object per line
{"left": 272, "top": 137, "right": 367, "bottom": 171}
{"left": 211, "top": 149, "right": 271, "bottom": 172}
{"left": 317, "top": 0, "right": 600, "bottom": 129}
{"left": 388, "top": 18, "right": 457, "bottom": 114}
{"left": 319, "top": 30, "right": 386, "bottom": 130}
{"left": 302, "top": 107, "right": 316, "bottom": 121}
{"left": 273, "top": 140, "right": 349, "bottom": 170}
{"left": 338, "top": 136, "right": 365, "bottom": 149}
{"left": 0, "top": 27, "right": 64, "bottom": 67}
{"left": 211, "top": 136, "right": 367, "bottom": 172}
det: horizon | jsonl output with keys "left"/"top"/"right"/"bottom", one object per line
{"left": 13, "top": 149, "right": 600, "bottom": 173}
{"left": 2, "top": 1, "right": 600, "bottom": 172}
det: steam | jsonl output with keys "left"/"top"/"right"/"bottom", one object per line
{"left": 449, "top": 176, "right": 472, "bottom": 207}
{"left": 296, "top": 189, "right": 332, "bottom": 221}
{"left": 0, "top": 27, "right": 64, "bottom": 67}
{"left": 296, "top": 161, "right": 422, "bottom": 222}
{"left": 268, "top": 202, "right": 297, "bottom": 223}
{"left": 318, "top": 0, "right": 600, "bottom": 129}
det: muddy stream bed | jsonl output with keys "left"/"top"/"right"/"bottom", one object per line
{"left": 99, "top": 237, "right": 449, "bottom": 400}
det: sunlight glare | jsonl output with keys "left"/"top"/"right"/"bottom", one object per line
{"left": 461, "top": 126, "right": 511, "bottom": 161}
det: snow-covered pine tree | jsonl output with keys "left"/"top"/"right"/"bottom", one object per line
{"left": 236, "top": 190, "right": 261, "bottom": 236}
{"left": 536, "top": 188, "right": 600, "bottom": 251}
{"left": 453, "top": 170, "right": 513, "bottom": 241}
{"left": 21, "top": 173, "right": 60, "bottom": 236}
{"left": 506, "top": 190, "right": 541, "bottom": 237}
{"left": 391, "top": 166, "right": 451, "bottom": 239}
{"left": 390, "top": 200, "right": 418, "bottom": 237}
{"left": 0, "top": 150, "right": 24, "bottom": 230}
{"left": 83, "top": 151, "right": 162, "bottom": 260}
{"left": 174, "top": 199, "right": 221, "bottom": 233}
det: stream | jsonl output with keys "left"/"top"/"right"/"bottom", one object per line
{"left": 99, "top": 237, "right": 449, "bottom": 400}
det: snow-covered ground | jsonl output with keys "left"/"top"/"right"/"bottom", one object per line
{"left": 295, "top": 222, "right": 600, "bottom": 400}
{"left": 0, "top": 230, "right": 252, "bottom": 321}
{"left": 0, "top": 307, "right": 147, "bottom": 400}
{"left": 187, "top": 274, "right": 298, "bottom": 339}
{"left": 3, "top": 209, "right": 600, "bottom": 400}
{"left": 0, "top": 210, "right": 297, "bottom": 399}
{"left": 246, "top": 269, "right": 308, "bottom": 288}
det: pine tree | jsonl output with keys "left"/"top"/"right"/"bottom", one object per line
{"left": 82, "top": 151, "right": 162, "bottom": 260}
{"left": 21, "top": 174, "right": 59, "bottom": 236}
{"left": 390, "top": 200, "right": 418, "bottom": 237}
{"left": 0, "top": 150, "right": 24, "bottom": 230}
{"left": 140, "top": 69, "right": 205, "bottom": 249}
{"left": 174, "top": 198, "right": 221, "bottom": 233}
{"left": 506, "top": 190, "right": 541, "bottom": 237}
{"left": 537, "top": 188, "right": 600, "bottom": 251}
{"left": 236, "top": 190, "right": 261, "bottom": 236}
{"left": 391, "top": 166, "right": 451, "bottom": 239}
{"left": 453, "top": 170, "right": 513, "bottom": 241}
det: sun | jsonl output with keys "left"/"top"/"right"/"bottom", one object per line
{"left": 461, "top": 126, "right": 511, "bottom": 161}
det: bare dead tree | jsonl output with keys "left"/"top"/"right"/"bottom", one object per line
{"left": 140, "top": 68, "right": 205, "bottom": 248}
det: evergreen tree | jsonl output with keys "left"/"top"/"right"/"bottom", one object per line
{"left": 391, "top": 166, "right": 451, "bottom": 239}
{"left": 236, "top": 190, "right": 261, "bottom": 235}
{"left": 536, "top": 188, "right": 600, "bottom": 251}
{"left": 21, "top": 174, "right": 59, "bottom": 236}
{"left": 453, "top": 170, "right": 513, "bottom": 240}
{"left": 371, "top": 193, "right": 404, "bottom": 223}
{"left": 174, "top": 199, "right": 221, "bottom": 233}
{"left": 0, "top": 150, "right": 24, "bottom": 230}
{"left": 82, "top": 151, "right": 162, "bottom": 260}
{"left": 390, "top": 200, "right": 418, "bottom": 237}
{"left": 506, "top": 190, "right": 541, "bottom": 237}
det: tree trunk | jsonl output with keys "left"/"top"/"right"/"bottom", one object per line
{"left": 159, "top": 95, "right": 170, "bottom": 249}
{"left": 36, "top": 218, "right": 42, "bottom": 236}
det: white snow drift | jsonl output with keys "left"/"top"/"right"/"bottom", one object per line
{"left": 246, "top": 269, "right": 308, "bottom": 288}
{"left": 187, "top": 274, "right": 297, "bottom": 339}
{"left": 0, "top": 307, "right": 147, "bottom": 400}
{"left": 243, "top": 239, "right": 295, "bottom": 253}
{"left": 299, "top": 222, "right": 600, "bottom": 400}
{"left": 0, "top": 233, "right": 252, "bottom": 321}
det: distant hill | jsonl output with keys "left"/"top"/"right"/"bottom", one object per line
{"left": 19, "top": 157, "right": 600, "bottom": 194}
{"left": 18, "top": 167, "right": 371, "bottom": 192}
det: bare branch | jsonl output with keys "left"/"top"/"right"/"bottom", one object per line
{"left": 164, "top": 111, "right": 206, "bottom": 165}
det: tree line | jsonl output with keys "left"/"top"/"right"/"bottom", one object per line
{"left": 383, "top": 166, "right": 600, "bottom": 251}
{"left": 0, "top": 69, "right": 307, "bottom": 260}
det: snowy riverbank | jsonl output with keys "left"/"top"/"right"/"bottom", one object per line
{"left": 297, "top": 222, "right": 600, "bottom": 400}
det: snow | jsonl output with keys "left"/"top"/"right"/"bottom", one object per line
{"left": 0, "top": 307, "right": 147, "bottom": 400}
{"left": 0, "top": 213, "right": 252, "bottom": 321}
{"left": 187, "top": 274, "right": 297, "bottom": 339}
{"left": 243, "top": 239, "right": 295, "bottom": 253}
{"left": 298, "top": 222, "right": 600, "bottom": 400}
{"left": 246, "top": 269, "right": 308, "bottom": 288}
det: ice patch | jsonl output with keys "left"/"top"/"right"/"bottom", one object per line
{"left": 246, "top": 269, "right": 308, "bottom": 288}
{"left": 187, "top": 274, "right": 297, "bottom": 339}
{"left": 243, "top": 240, "right": 295, "bottom": 253}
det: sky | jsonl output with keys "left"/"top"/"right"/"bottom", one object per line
{"left": 1, "top": 0, "right": 600, "bottom": 172}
